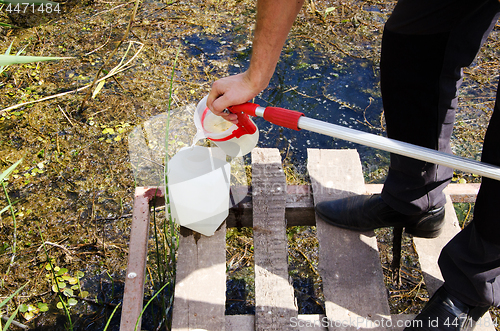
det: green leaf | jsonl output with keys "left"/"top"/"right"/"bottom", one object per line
{"left": 0, "top": 22, "right": 15, "bottom": 28}
{"left": 325, "top": 6, "right": 335, "bottom": 15}
{"left": 102, "top": 127, "right": 115, "bottom": 135}
{"left": 0, "top": 55, "right": 71, "bottom": 67}
{"left": 103, "top": 302, "right": 121, "bottom": 331}
{"left": 56, "top": 267, "right": 68, "bottom": 276}
{"left": 75, "top": 271, "right": 84, "bottom": 279}
{"left": 67, "top": 277, "right": 78, "bottom": 285}
{"left": 19, "top": 304, "right": 28, "bottom": 313}
{"left": 63, "top": 288, "right": 73, "bottom": 297}
{"left": 56, "top": 302, "right": 64, "bottom": 309}
{"left": 4, "top": 41, "right": 13, "bottom": 56}
{"left": 37, "top": 302, "right": 49, "bottom": 312}
{"left": 0, "top": 205, "right": 11, "bottom": 216}
{"left": 0, "top": 282, "right": 28, "bottom": 309}
{"left": 2, "top": 306, "right": 19, "bottom": 331}
{"left": 0, "top": 158, "right": 23, "bottom": 184}
{"left": 0, "top": 41, "right": 15, "bottom": 75}
{"left": 67, "top": 298, "right": 78, "bottom": 306}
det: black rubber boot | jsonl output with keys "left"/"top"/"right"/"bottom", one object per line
{"left": 315, "top": 194, "right": 445, "bottom": 238}
{"left": 404, "top": 286, "right": 489, "bottom": 331}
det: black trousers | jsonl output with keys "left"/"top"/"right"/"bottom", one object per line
{"left": 379, "top": 0, "right": 500, "bottom": 306}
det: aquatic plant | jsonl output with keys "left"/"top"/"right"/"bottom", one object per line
{"left": 0, "top": 41, "right": 143, "bottom": 114}
{"left": 45, "top": 265, "right": 89, "bottom": 308}
{"left": 0, "top": 158, "right": 23, "bottom": 286}
{"left": 0, "top": 53, "right": 69, "bottom": 67}
{"left": 18, "top": 301, "right": 48, "bottom": 321}
{"left": 103, "top": 302, "right": 121, "bottom": 331}
{"left": 0, "top": 40, "right": 70, "bottom": 91}
{"left": 0, "top": 41, "right": 24, "bottom": 76}
{"left": 0, "top": 282, "right": 29, "bottom": 330}
{"left": 37, "top": 228, "right": 73, "bottom": 331}
{"left": 79, "top": 0, "right": 140, "bottom": 111}
{"left": 146, "top": 44, "right": 181, "bottom": 331}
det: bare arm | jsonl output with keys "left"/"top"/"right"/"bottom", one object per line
{"left": 207, "top": 0, "right": 305, "bottom": 122}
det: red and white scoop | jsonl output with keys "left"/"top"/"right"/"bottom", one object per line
{"left": 194, "top": 95, "right": 259, "bottom": 157}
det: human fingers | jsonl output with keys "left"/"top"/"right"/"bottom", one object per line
{"left": 208, "top": 72, "right": 262, "bottom": 115}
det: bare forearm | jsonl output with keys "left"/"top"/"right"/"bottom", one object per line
{"left": 207, "top": 0, "right": 304, "bottom": 118}
{"left": 248, "top": 0, "right": 305, "bottom": 90}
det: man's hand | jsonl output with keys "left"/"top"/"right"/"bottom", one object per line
{"left": 206, "top": 71, "right": 263, "bottom": 124}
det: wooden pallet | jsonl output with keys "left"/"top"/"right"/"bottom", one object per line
{"left": 164, "top": 148, "right": 496, "bottom": 331}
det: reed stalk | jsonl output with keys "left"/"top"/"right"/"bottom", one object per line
{"left": 0, "top": 158, "right": 23, "bottom": 287}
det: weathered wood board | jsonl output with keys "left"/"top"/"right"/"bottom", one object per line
{"left": 171, "top": 224, "right": 227, "bottom": 331}
{"left": 307, "top": 149, "right": 391, "bottom": 330}
{"left": 252, "top": 148, "right": 298, "bottom": 330}
{"left": 226, "top": 314, "right": 328, "bottom": 331}
{"left": 226, "top": 184, "right": 479, "bottom": 228}
{"left": 120, "top": 187, "right": 155, "bottom": 331}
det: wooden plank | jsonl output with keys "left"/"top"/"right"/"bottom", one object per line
{"left": 171, "top": 224, "right": 226, "bottom": 331}
{"left": 226, "top": 183, "right": 479, "bottom": 228}
{"left": 227, "top": 185, "right": 315, "bottom": 227}
{"left": 443, "top": 183, "right": 480, "bottom": 203}
{"left": 226, "top": 315, "right": 254, "bottom": 331}
{"left": 252, "top": 148, "right": 298, "bottom": 330}
{"left": 307, "top": 149, "right": 391, "bottom": 330}
{"left": 226, "top": 314, "right": 328, "bottom": 331}
{"left": 413, "top": 196, "right": 461, "bottom": 295}
{"left": 120, "top": 186, "right": 165, "bottom": 331}
{"left": 413, "top": 196, "right": 496, "bottom": 331}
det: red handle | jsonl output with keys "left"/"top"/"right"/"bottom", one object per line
{"left": 227, "top": 103, "right": 258, "bottom": 138}
{"left": 264, "top": 107, "right": 304, "bottom": 131}
{"left": 228, "top": 102, "right": 304, "bottom": 131}
{"left": 227, "top": 102, "right": 259, "bottom": 117}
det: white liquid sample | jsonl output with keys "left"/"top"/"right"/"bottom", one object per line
{"left": 203, "top": 111, "right": 233, "bottom": 133}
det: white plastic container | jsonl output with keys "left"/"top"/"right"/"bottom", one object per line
{"left": 167, "top": 146, "right": 230, "bottom": 236}
{"left": 194, "top": 95, "right": 259, "bottom": 157}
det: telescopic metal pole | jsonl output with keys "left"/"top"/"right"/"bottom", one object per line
{"left": 297, "top": 116, "right": 500, "bottom": 181}
{"left": 230, "top": 103, "right": 500, "bottom": 182}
